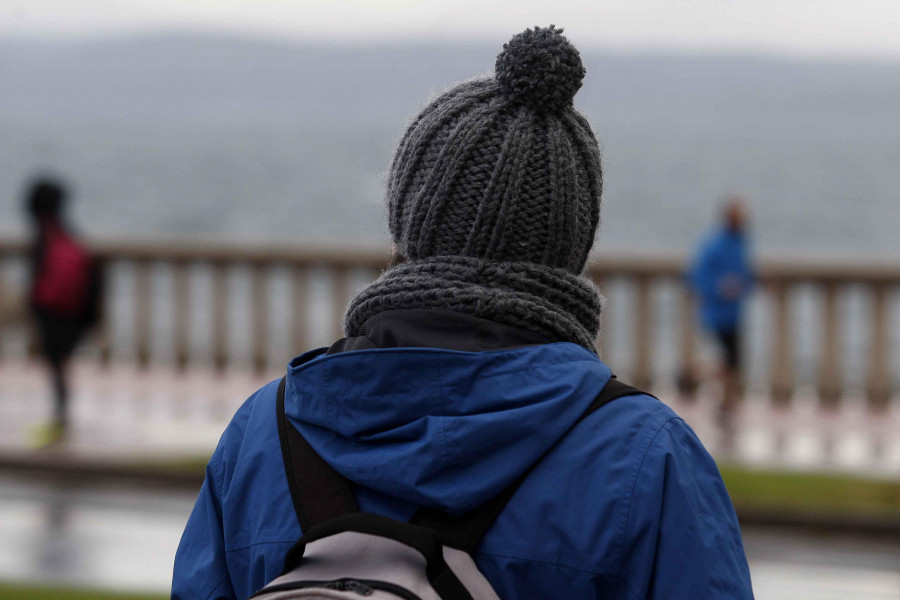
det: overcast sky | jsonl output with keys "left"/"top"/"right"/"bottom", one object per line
{"left": 3, "top": 0, "right": 900, "bottom": 60}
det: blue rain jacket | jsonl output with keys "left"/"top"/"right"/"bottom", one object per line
{"left": 689, "top": 228, "right": 755, "bottom": 332}
{"left": 173, "top": 342, "right": 753, "bottom": 599}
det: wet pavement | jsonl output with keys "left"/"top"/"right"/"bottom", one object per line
{"left": 1, "top": 359, "right": 899, "bottom": 597}
{"left": 0, "top": 478, "right": 192, "bottom": 593}
{"left": 0, "top": 477, "right": 898, "bottom": 598}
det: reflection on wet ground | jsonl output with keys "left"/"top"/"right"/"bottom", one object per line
{"left": 0, "top": 477, "right": 898, "bottom": 598}
{"left": 745, "top": 528, "right": 900, "bottom": 599}
{"left": 0, "top": 479, "right": 192, "bottom": 592}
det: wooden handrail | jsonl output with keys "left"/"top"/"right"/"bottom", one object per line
{"left": 1, "top": 238, "right": 897, "bottom": 282}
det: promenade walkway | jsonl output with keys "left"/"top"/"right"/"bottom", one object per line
{"left": 0, "top": 359, "right": 898, "bottom": 598}
{"left": 1, "top": 359, "right": 898, "bottom": 476}
{"left": 2, "top": 476, "right": 899, "bottom": 599}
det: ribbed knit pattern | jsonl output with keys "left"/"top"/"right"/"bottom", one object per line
{"left": 387, "top": 84, "right": 601, "bottom": 272}
{"left": 346, "top": 26, "right": 605, "bottom": 350}
{"left": 345, "top": 257, "right": 602, "bottom": 350}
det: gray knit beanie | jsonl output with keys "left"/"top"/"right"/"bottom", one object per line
{"left": 345, "top": 25, "right": 604, "bottom": 350}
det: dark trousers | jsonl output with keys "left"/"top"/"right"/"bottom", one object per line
{"left": 35, "top": 312, "right": 87, "bottom": 427}
{"left": 714, "top": 328, "right": 741, "bottom": 371}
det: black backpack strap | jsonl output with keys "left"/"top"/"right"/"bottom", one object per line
{"left": 412, "top": 375, "right": 653, "bottom": 552}
{"left": 593, "top": 377, "right": 649, "bottom": 412}
{"left": 276, "top": 377, "right": 359, "bottom": 532}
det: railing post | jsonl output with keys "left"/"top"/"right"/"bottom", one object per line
{"left": 173, "top": 261, "right": 191, "bottom": 371}
{"left": 212, "top": 262, "right": 230, "bottom": 371}
{"left": 678, "top": 284, "right": 697, "bottom": 393}
{"left": 134, "top": 260, "right": 152, "bottom": 369}
{"left": 818, "top": 282, "right": 842, "bottom": 408}
{"left": 867, "top": 284, "right": 891, "bottom": 412}
{"left": 292, "top": 267, "right": 310, "bottom": 355}
{"left": 251, "top": 263, "right": 268, "bottom": 375}
{"left": 770, "top": 280, "right": 793, "bottom": 407}
{"left": 331, "top": 266, "right": 350, "bottom": 343}
{"left": 633, "top": 276, "right": 653, "bottom": 390}
{"left": 95, "top": 258, "right": 112, "bottom": 367}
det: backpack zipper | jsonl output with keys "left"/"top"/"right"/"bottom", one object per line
{"left": 252, "top": 577, "right": 425, "bottom": 600}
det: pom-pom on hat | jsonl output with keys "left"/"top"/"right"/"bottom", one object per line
{"left": 495, "top": 24, "right": 586, "bottom": 113}
{"left": 347, "top": 26, "right": 605, "bottom": 351}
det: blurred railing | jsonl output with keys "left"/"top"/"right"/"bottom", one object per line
{"left": 591, "top": 254, "right": 898, "bottom": 411}
{"left": 0, "top": 239, "right": 896, "bottom": 411}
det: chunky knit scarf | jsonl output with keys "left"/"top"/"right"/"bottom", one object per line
{"left": 344, "top": 256, "right": 602, "bottom": 351}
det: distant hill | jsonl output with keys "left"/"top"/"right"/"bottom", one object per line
{"left": 2, "top": 33, "right": 898, "bottom": 135}
{"left": 1, "top": 34, "right": 898, "bottom": 259}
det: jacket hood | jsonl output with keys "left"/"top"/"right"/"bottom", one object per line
{"left": 285, "top": 342, "right": 610, "bottom": 514}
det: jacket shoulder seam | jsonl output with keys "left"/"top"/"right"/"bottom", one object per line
{"left": 618, "top": 414, "right": 683, "bottom": 573}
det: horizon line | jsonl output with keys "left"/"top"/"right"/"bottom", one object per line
{"left": 3, "top": 26, "right": 900, "bottom": 67}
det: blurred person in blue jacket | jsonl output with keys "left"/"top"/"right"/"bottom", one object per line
{"left": 689, "top": 198, "right": 755, "bottom": 435}
{"left": 173, "top": 27, "right": 753, "bottom": 599}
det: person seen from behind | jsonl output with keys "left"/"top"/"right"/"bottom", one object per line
{"left": 25, "top": 177, "right": 102, "bottom": 446}
{"left": 689, "top": 197, "right": 755, "bottom": 442}
{"left": 173, "top": 27, "right": 753, "bottom": 599}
